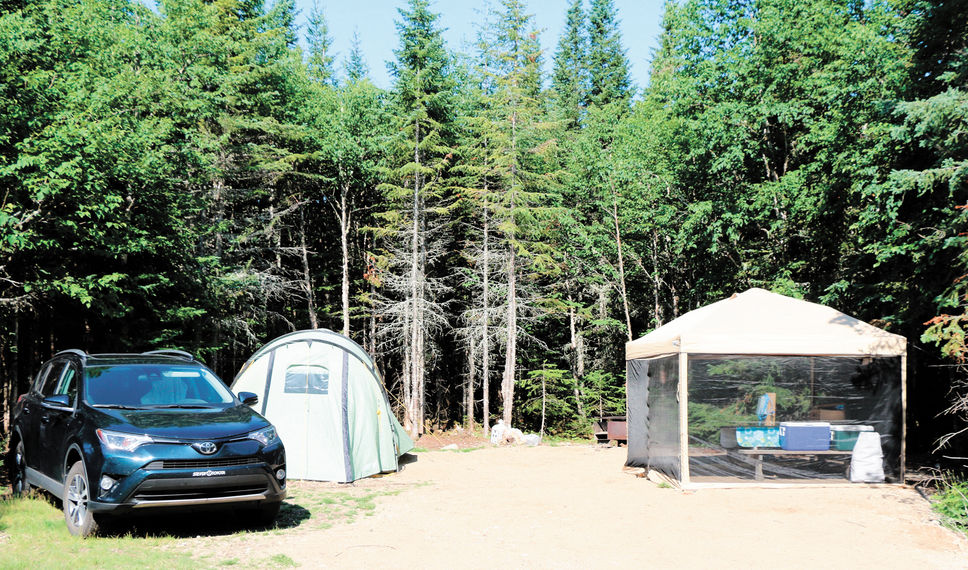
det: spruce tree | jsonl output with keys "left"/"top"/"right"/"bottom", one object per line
{"left": 479, "top": 0, "right": 559, "bottom": 428}
{"left": 344, "top": 30, "right": 368, "bottom": 82}
{"left": 306, "top": 1, "right": 335, "bottom": 84}
{"left": 587, "top": 0, "right": 632, "bottom": 107}
{"left": 551, "top": 0, "right": 589, "bottom": 128}
{"left": 376, "top": 0, "right": 455, "bottom": 436}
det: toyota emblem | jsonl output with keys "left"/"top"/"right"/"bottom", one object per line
{"left": 194, "top": 441, "right": 218, "bottom": 455}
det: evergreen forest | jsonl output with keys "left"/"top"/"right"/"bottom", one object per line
{"left": 0, "top": 0, "right": 966, "bottom": 463}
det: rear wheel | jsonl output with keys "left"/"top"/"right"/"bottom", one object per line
{"left": 64, "top": 461, "right": 99, "bottom": 537}
{"left": 9, "top": 440, "right": 30, "bottom": 495}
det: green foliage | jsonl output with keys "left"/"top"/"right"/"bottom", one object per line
{"left": 0, "top": 0, "right": 965, "bottom": 455}
{"left": 932, "top": 475, "right": 968, "bottom": 535}
{"left": 688, "top": 402, "right": 757, "bottom": 444}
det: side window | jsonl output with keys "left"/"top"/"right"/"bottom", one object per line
{"left": 285, "top": 365, "right": 329, "bottom": 395}
{"left": 32, "top": 362, "right": 55, "bottom": 394}
{"left": 55, "top": 364, "right": 78, "bottom": 406}
{"left": 39, "top": 362, "right": 67, "bottom": 397}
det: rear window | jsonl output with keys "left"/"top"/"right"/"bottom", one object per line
{"left": 84, "top": 364, "right": 235, "bottom": 406}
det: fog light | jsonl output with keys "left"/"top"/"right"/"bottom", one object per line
{"left": 275, "top": 468, "right": 286, "bottom": 480}
{"left": 100, "top": 475, "right": 116, "bottom": 491}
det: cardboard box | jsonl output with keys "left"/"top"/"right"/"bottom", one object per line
{"left": 808, "top": 404, "right": 846, "bottom": 421}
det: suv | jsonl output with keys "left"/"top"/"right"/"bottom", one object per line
{"left": 6, "top": 349, "right": 287, "bottom": 537}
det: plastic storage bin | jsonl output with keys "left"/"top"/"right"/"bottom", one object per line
{"left": 735, "top": 426, "right": 781, "bottom": 448}
{"left": 779, "top": 422, "right": 831, "bottom": 451}
{"left": 830, "top": 425, "right": 874, "bottom": 450}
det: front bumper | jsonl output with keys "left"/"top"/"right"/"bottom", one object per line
{"left": 87, "top": 439, "right": 286, "bottom": 514}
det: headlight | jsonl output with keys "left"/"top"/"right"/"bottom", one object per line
{"left": 248, "top": 425, "right": 277, "bottom": 446}
{"left": 97, "top": 429, "right": 154, "bottom": 452}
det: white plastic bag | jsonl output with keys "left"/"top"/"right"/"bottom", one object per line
{"left": 849, "top": 430, "right": 885, "bottom": 483}
{"left": 490, "top": 420, "right": 506, "bottom": 444}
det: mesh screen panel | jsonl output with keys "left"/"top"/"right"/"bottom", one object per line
{"left": 685, "top": 355, "right": 901, "bottom": 483}
{"left": 626, "top": 355, "right": 680, "bottom": 480}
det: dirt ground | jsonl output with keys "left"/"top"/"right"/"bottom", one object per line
{"left": 188, "top": 440, "right": 968, "bottom": 569}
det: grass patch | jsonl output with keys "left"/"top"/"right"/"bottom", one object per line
{"left": 266, "top": 554, "right": 297, "bottom": 567}
{"left": 280, "top": 481, "right": 409, "bottom": 528}
{"left": 932, "top": 475, "right": 968, "bottom": 535}
{"left": 0, "top": 494, "right": 197, "bottom": 569}
{"left": 0, "top": 479, "right": 415, "bottom": 567}
{"left": 410, "top": 446, "right": 429, "bottom": 453}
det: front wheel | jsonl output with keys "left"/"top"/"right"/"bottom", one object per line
{"left": 64, "top": 461, "right": 99, "bottom": 537}
{"left": 9, "top": 440, "right": 31, "bottom": 496}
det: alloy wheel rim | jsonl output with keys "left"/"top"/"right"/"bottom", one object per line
{"left": 67, "top": 473, "right": 88, "bottom": 527}
{"left": 14, "top": 445, "right": 26, "bottom": 492}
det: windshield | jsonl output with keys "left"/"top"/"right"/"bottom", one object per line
{"left": 83, "top": 364, "right": 235, "bottom": 407}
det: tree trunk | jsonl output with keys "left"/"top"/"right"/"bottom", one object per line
{"left": 540, "top": 372, "right": 546, "bottom": 436}
{"left": 482, "top": 195, "right": 491, "bottom": 435}
{"left": 466, "top": 334, "right": 476, "bottom": 431}
{"left": 568, "top": 287, "right": 585, "bottom": 421}
{"left": 407, "top": 116, "right": 424, "bottom": 437}
{"left": 651, "top": 230, "right": 663, "bottom": 328}
{"left": 502, "top": 245, "right": 517, "bottom": 427}
{"left": 339, "top": 182, "right": 351, "bottom": 336}
{"left": 299, "top": 209, "right": 319, "bottom": 329}
{"left": 611, "top": 190, "right": 632, "bottom": 342}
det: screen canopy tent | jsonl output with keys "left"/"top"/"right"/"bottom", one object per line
{"left": 626, "top": 288, "right": 906, "bottom": 488}
{"left": 232, "top": 329, "right": 414, "bottom": 482}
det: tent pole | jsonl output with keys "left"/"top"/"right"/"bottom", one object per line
{"left": 678, "top": 350, "right": 690, "bottom": 486}
{"left": 901, "top": 350, "right": 907, "bottom": 483}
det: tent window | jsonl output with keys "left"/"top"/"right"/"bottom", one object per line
{"left": 285, "top": 365, "right": 329, "bottom": 395}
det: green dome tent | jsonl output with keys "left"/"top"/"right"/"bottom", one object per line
{"left": 232, "top": 329, "right": 413, "bottom": 482}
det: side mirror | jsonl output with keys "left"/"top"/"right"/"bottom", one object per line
{"left": 43, "top": 394, "right": 71, "bottom": 408}
{"left": 238, "top": 392, "right": 259, "bottom": 406}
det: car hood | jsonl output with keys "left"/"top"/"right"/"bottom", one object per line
{"left": 89, "top": 404, "right": 269, "bottom": 440}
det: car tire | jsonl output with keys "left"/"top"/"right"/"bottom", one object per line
{"left": 64, "top": 461, "right": 99, "bottom": 537}
{"left": 9, "top": 440, "right": 31, "bottom": 495}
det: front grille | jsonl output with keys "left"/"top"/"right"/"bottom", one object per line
{"left": 132, "top": 474, "right": 269, "bottom": 502}
{"left": 145, "top": 457, "right": 261, "bottom": 470}
{"left": 133, "top": 484, "right": 268, "bottom": 501}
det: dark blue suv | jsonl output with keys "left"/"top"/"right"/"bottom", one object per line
{"left": 6, "top": 349, "right": 287, "bottom": 536}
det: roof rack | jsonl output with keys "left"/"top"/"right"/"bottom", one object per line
{"left": 142, "top": 349, "right": 195, "bottom": 361}
{"left": 54, "top": 349, "right": 88, "bottom": 361}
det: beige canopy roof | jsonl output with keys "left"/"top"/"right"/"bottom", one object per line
{"left": 626, "top": 288, "right": 907, "bottom": 359}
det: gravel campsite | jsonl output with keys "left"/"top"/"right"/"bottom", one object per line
{"left": 172, "top": 442, "right": 966, "bottom": 569}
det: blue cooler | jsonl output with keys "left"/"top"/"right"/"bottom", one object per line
{"left": 779, "top": 422, "right": 831, "bottom": 451}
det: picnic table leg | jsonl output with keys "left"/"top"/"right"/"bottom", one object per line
{"left": 754, "top": 453, "right": 763, "bottom": 480}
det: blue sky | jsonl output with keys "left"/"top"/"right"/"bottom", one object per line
{"left": 291, "top": 0, "right": 665, "bottom": 91}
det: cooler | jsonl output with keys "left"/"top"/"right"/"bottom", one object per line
{"left": 735, "top": 426, "right": 781, "bottom": 448}
{"left": 830, "top": 425, "right": 874, "bottom": 450}
{"left": 779, "top": 421, "right": 831, "bottom": 451}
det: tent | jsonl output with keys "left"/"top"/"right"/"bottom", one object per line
{"left": 232, "top": 329, "right": 414, "bottom": 482}
{"left": 626, "top": 288, "right": 906, "bottom": 488}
